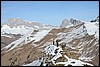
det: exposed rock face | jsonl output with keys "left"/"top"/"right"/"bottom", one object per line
{"left": 2, "top": 18, "right": 44, "bottom": 28}
{"left": 70, "top": 18, "right": 82, "bottom": 25}
{"left": 60, "top": 18, "right": 84, "bottom": 28}
{"left": 60, "top": 19, "right": 70, "bottom": 28}
{"left": 90, "top": 16, "right": 99, "bottom": 22}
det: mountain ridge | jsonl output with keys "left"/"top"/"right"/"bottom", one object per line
{"left": 1, "top": 16, "right": 99, "bottom": 66}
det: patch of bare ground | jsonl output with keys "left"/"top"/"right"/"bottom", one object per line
{"left": 1, "top": 36, "right": 16, "bottom": 49}
{"left": 1, "top": 40, "right": 44, "bottom": 66}
{"left": 67, "top": 34, "right": 99, "bottom": 66}
{"left": 1, "top": 34, "right": 21, "bottom": 49}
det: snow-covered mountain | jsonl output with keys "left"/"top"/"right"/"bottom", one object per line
{"left": 60, "top": 19, "right": 70, "bottom": 28}
{"left": 1, "top": 18, "right": 56, "bottom": 49}
{"left": 1, "top": 17, "right": 99, "bottom": 66}
{"left": 90, "top": 16, "right": 99, "bottom": 22}
{"left": 2, "top": 18, "right": 43, "bottom": 28}
{"left": 60, "top": 18, "right": 84, "bottom": 28}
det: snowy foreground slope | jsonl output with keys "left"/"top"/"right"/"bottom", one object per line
{"left": 1, "top": 17, "right": 99, "bottom": 66}
{"left": 23, "top": 45, "right": 93, "bottom": 66}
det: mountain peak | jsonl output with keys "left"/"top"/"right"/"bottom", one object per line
{"left": 90, "top": 16, "right": 99, "bottom": 22}
{"left": 7, "top": 18, "right": 24, "bottom": 23}
{"left": 60, "top": 19, "right": 70, "bottom": 28}
{"left": 60, "top": 18, "right": 83, "bottom": 28}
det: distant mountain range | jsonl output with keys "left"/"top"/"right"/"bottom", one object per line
{"left": 1, "top": 16, "right": 99, "bottom": 66}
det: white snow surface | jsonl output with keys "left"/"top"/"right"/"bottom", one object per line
{"left": 56, "top": 55, "right": 93, "bottom": 66}
{"left": 51, "top": 53, "right": 62, "bottom": 61}
{"left": 32, "top": 30, "right": 50, "bottom": 42}
{"left": 34, "top": 25, "right": 39, "bottom": 29}
{"left": 1, "top": 29, "right": 33, "bottom": 51}
{"left": 79, "top": 56, "right": 93, "bottom": 62}
{"left": 1, "top": 29, "right": 51, "bottom": 51}
{"left": 84, "top": 22, "right": 99, "bottom": 39}
{"left": 1, "top": 34, "right": 13, "bottom": 38}
{"left": 1, "top": 25, "right": 34, "bottom": 35}
{"left": 1, "top": 24, "right": 51, "bottom": 51}
{"left": 22, "top": 43, "right": 94, "bottom": 66}
{"left": 57, "top": 24, "right": 87, "bottom": 44}
{"left": 44, "top": 44, "right": 93, "bottom": 66}
{"left": 44, "top": 45, "right": 57, "bottom": 55}
{"left": 23, "top": 58, "right": 43, "bottom": 66}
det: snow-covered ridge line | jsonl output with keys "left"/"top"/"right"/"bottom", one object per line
{"left": 23, "top": 43, "right": 94, "bottom": 66}
{"left": 1, "top": 25, "right": 34, "bottom": 35}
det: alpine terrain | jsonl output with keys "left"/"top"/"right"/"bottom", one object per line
{"left": 1, "top": 16, "right": 99, "bottom": 66}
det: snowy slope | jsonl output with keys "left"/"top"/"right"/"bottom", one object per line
{"left": 23, "top": 58, "right": 43, "bottom": 66}
{"left": 84, "top": 22, "right": 99, "bottom": 39}
{"left": 57, "top": 24, "right": 87, "bottom": 45}
{"left": 1, "top": 25, "right": 34, "bottom": 35}
{"left": 1, "top": 29, "right": 51, "bottom": 51}
{"left": 23, "top": 43, "right": 93, "bottom": 66}
{"left": 32, "top": 30, "right": 51, "bottom": 42}
{"left": 1, "top": 30, "right": 32, "bottom": 51}
{"left": 1, "top": 34, "right": 13, "bottom": 38}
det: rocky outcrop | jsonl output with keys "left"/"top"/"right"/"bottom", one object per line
{"left": 90, "top": 16, "right": 99, "bottom": 22}
{"left": 60, "top": 18, "right": 84, "bottom": 28}
{"left": 70, "top": 18, "right": 83, "bottom": 25}
{"left": 60, "top": 19, "right": 70, "bottom": 28}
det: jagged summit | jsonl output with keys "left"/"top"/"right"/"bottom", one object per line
{"left": 70, "top": 18, "right": 83, "bottom": 25}
{"left": 60, "top": 18, "right": 84, "bottom": 28}
{"left": 60, "top": 19, "right": 70, "bottom": 28}
{"left": 90, "top": 16, "right": 99, "bottom": 22}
